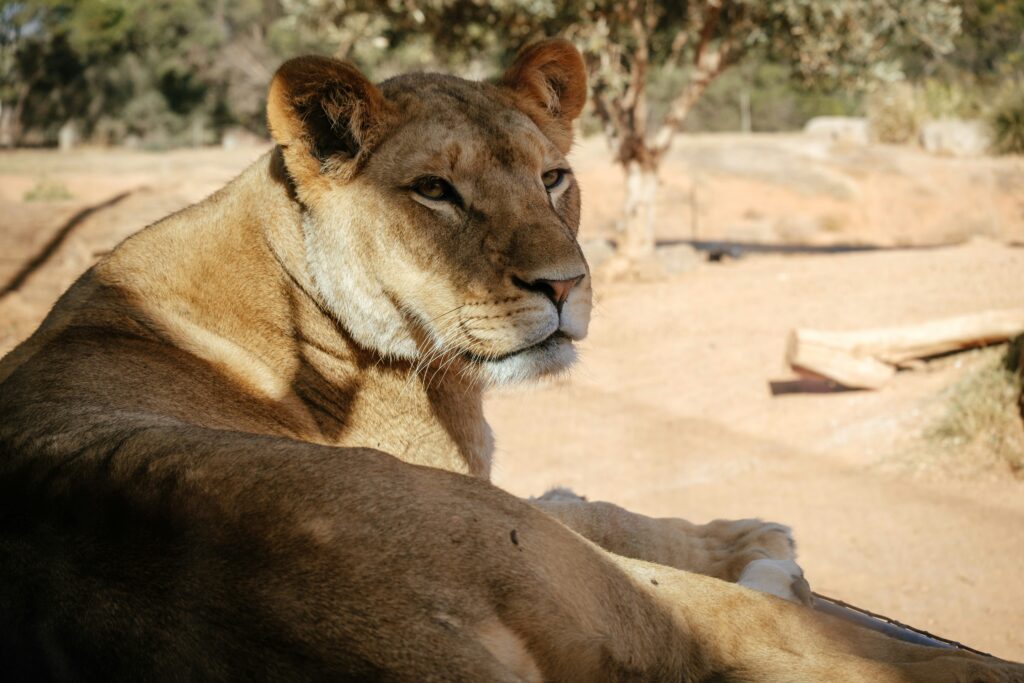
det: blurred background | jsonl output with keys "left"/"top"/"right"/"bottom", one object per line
{"left": 1, "top": 0, "right": 1023, "bottom": 661}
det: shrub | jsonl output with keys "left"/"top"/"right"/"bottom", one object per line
{"left": 867, "top": 82, "right": 924, "bottom": 144}
{"left": 918, "top": 78, "right": 986, "bottom": 120}
{"left": 926, "top": 339, "right": 1024, "bottom": 476}
{"left": 990, "top": 92, "right": 1024, "bottom": 155}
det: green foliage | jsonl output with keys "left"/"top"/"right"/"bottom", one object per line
{"left": 681, "top": 63, "right": 860, "bottom": 133}
{"left": 917, "top": 78, "right": 987, "bottom": 120}
{"left": 990, "top": 91, "right": 1024, "bottom": 155}
{"left": 558, "top": 0, "right": 961, "bottom": 163}
{"left": 2, "top": 0, "right": 288, "bottom": 146}
{"left": 0, "top": 0, "right": 1006, "bottom": 148}
{"left": 906, "top": 0, "right": 1024, "bottom": 87}
{"left": 743, "top": 0, "right": 959, "bottom": 89}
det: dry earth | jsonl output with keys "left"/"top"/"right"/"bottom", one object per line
{"left": 1, "top": 135, "right": 1023, "bottom": 659}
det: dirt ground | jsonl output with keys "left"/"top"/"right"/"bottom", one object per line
{"left": 2, "top": 135, "right": 1023, "bottom": 659}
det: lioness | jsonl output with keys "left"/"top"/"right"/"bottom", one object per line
{"left": 1, "top": 39, "right": 1021, "bottom": 682}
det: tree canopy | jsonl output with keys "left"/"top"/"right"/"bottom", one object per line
{"left": 0, "top": 0, "right": 1012, "bottom": 153}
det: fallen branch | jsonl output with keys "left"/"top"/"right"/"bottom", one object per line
{"left": 786, "top": 309, "right": 1024, "bottom": 389}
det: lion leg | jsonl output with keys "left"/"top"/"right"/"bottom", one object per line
{"left": 355, "top": 478, "right": 1021, "bottom": 682}
{"left": 6, "top": 429, "right": 1021, "bottom": 682}
{"left": 615, "top": 555, "right": 1024, "bottom": 683}
{"left": 462, "top": 506, "right": 1024, "bottom": 682}
{"left": 532, "top": 488, "right": 810, "bottom": 602}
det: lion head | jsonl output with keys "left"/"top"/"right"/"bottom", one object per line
{"left": 266, "top": 40, "right": 592, "bottom": 385}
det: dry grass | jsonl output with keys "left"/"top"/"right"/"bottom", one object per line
{"left": 926, "top": 338, "right": 1024, "bottom": 475}
{"left": 23, "top": 177, "right": 73, "bottom": 202}
{"left": 867, "top": 82, "right": 924, "bottom": 144}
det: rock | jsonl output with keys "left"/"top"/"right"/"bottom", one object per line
{"left": 580, "top": 238, "right": 616, "bottom": 271}
{"left": 594, "top": 243, "right": 703, "bottom": 282}
{"left": 58, "top": 121, "right": 79, "bottom": 152}
{"left": 803, "top": 117, "right": 869, "bottom": 145}
{"left": 919, "top": 119, "right": 991, "bottom": 157}
{"left": 654, "top": 243, "right": 702, "bottom": 275}
{"left": 591, "top": 242, "right": 702, "bottom": 282}
{"left": 221, "top": 127, "right": 268, "bottom": 150}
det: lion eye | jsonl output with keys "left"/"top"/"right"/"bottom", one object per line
{"left": 542, "top": 169, "right": 567, "bottom": 191}
{"left": 412, "top": 176, "right": 457, "bottom": 202}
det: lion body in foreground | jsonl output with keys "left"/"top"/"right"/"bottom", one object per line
{"left": 1, "top": 40, "right": 1021, "bottom": 681}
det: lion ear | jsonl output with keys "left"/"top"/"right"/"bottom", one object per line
{"left": 267, "top": 55, "right": 391, "bottom": 180}
{"left": 499, "top": 38, "right": 587, "bottom": 154}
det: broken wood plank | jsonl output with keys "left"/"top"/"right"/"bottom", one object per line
{"left": 786, "top": 309, "right": 1024, "bottom": 389}
{"left": 786, "top": 332, "right": 896, "bottom": 389}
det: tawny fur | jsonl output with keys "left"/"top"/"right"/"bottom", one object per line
{"left": 0, "top": 39, "right": 1021, "bottom": 682}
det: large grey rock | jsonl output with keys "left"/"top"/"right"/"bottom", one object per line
{"left": 919, "top": 119, "right": 991, "bottom": 157}
{"left": 221, "top": 126, "right": 268, "bottom": 150}
{"left": 591, "top": 242, "right": 702, "bottom": 282}
{"left": 58, "top": 121, "right": 79, "bottom": 152}
{"left": 803, "top": 117, "right": 869, "bottom": 145}
{"left": 580, "top": 238, "right": 616, "bottom": 271}
{"left": 653, "top": 243, "right": 702, "bottom": 276}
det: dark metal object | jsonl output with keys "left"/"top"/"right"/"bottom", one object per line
{"left": 811, "top": 592, "right": 993, "bottom": 657}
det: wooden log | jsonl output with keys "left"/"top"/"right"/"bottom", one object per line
{"left": 786, "top": 309, "right": 1024, "bottom": 389}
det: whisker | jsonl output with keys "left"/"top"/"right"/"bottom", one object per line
{"left": 430, "top": 342, "right": 469, "bottom": 389}
{"left": 425, "top": 303, "right": 469, "bottom": 326}
{"left": 423, "top": 322, "right": 472, "bottom": 389}
{"left": 404, "top": 320, "right": 463, "bottom": 394}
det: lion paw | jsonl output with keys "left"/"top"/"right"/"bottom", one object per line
{"left": 738, "top": 558, "right": 812, "bottom": 605}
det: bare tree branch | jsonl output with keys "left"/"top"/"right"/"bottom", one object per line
{"left": 651, "top": 1, "right": 744, "bottom": 157}
{"left": 693, "top": 0, "right": 723, "bottom": 68}
{"left": 334, "top": 13, "right": 373, "bottom": 61}
{"left": 667, "top": 28, "right": 690, "bottom": 69}
{"left": 652, "top": 44, "right": 736, "bottom": 156}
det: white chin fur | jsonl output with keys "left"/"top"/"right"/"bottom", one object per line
{"left": 477, "top": 337, "right": 578, "bottom": 386}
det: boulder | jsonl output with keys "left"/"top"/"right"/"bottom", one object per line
{"left": 919, "top": 119, "right": 991, "bottom": 157}
{"left": 579, "top": 238, "right": 616, "bottom": 271}
{"left": 654, "top": 243, "right": 702, "bottom": 275}
{"left": 803, "top": 117, "right": 869, "bottom": 145}
{"left": 221, "top": 127, "right": 269, "bottom": 150}
{"left": 58, "top": 121, "right": 79, "bottom": 152}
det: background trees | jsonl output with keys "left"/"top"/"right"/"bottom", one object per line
{"left": 1, "top": 0, "right": 287, "bottom": 147}
{"left": 566, "top": 0, "right": 961, "bottom": 258}
{"left": 1, "top": 1, "right": 1018, "bottom": 255}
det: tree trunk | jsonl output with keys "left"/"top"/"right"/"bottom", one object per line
{"left": 0, "top": 103, "right": 12, "bottom": 148}
{"left": 619, "top": 160, "right": 659, "bottom": 259}
{"left": 5, "top": 83, "right": 31, "bottom": 148}
{"left": 739, "top": 90, "right": 751, "bottom": 134}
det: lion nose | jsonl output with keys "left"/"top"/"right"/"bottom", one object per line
{"left": 512, "top": 274, "right": 584, "bottom": 309}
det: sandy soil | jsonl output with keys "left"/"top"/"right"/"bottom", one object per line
{"left": 1, "top": 137, "right": 1022, "bottom": 659}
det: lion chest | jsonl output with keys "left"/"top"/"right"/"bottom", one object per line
{"left": 304, "top": 371, "right": 494, "bottom": 480}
